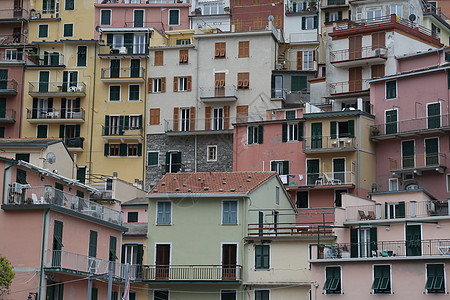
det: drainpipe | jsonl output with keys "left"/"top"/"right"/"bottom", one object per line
{"left": 143, "top": 29, "right": 150, "bottom": 184}
{"left": 2, "top": 162, "right": 14, "bottom": 204}
{"left": 19, "top": 58, "right": 25, "bottom": 137}
{"left": 38, "top": 208, "right": 50, "bottom": 300}
{"left": 194, "top": 37, "right": 200, "bottom": 172}
{"left": 88, "top": 42, "right": 98, "bottom": 184}
{"left": 357, "top": 116, "right": 362, "bottom": 193}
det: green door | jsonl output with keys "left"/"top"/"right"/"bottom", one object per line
{"left": 333, "top": 158, "right": 345, "bottom": 183}
{"left": 110, "top": 60, "right": 120, "bottom": 78}
{"left": 52, "top": 221, "right": 63, "bottom": 267}
{"left": 134, "top": 10, "right": 144, "bottom": 27}
{"left": 0, "top": 70, "right": 8, "bottom": 89}
{"left": 0, "top": 98, "right": 6, "bottom": 119}
{"left": 385, "top": 110, "right": 397, "bottom": 134}
{"left": 402, "top": 140, "right": 414, "bottom": 169}
{"left": 425, "top": 138, "right": 439, "bottom": 166}
{"left": 307, "top": 159, "right": 320, "bottom": 185}
{"left": 39, "top": 71, "right": 49, "bottom": 92}
{"left": 130, "top": 59, "right": 140, "bottom": 78}
{"left": 406, "top": 225, "right": 421, "bottom": 256}
{"left": 311, "top": 123, "right": 322, "bottom": 149}
{"left": 427, "top": 103, "right": 441, "bottom": 129}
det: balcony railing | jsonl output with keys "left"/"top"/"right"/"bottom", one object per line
{"left": 297, "top": 207, "right": 336, "bottom": 226}
{"left": 0, "top": 109, "right": 16, "bottom": 122}
{"left": 28, "top": 53, "right": 64, "bottom": 66}
{"left": 0, "top": 50, "right": 25, "bottom": 62}
{"left": 199, "top": 86, "right": 237, "bottom": 100}
{"left": 28, "top": 82, "right": 86, "bottom": 95}
{"left": 345, "top": 201, "right": 450, "bottom": 222}
{"left": 0, "top": 33, "right": 27, "bottom": 45}
{"left": 248, "top": 223, "right": 334, "bottom": 237}
{"left": 165, "top": 116, "right": 263, "bottom": 133}
{"left": 27, "top": 108, "right": 85, "bottom": 121}
{"left": 98, "top": 0, "right": 189, "bottom": 4}
{"left": 310, "top": 239, "right": 450, "bottom": 260}
{"left": 330, "top": 46, "right": 387, "bottom": 64}
{"left": 371, "top": 113, "right": 450, "bottom": 137}
{"left": 288, "top": 32, "right": 319, "bottom": 43}
{"left": 0, "top": 79, "right": 18, "bottom": 94}
{"left": 102, "top": 126, "right": 143, "bottom": 137}
{"left": 0, "top": 9, "right": 29, "bottom": 20}
{"left": 141, "top": 265, "right": 242, "bottom": 281}
{"left": 330, "top": 79, "right": 369, "bottom": 94}
{"left": 279, "top": 172, "right": 355, "bottom": 186}
{"left": 7, "top": 185, "right": 123, "bottom": 225}
{"left": 388, "top": 153, "right": 446, "bottom": 172}
{"left": 303, "top": 136, "right": 356, "bottom": 152}
{"left": 99, "top": 44, "right": 148, "bottom": 56}
{"left": 325, "top": 0, "right": 346, "bottom": 5}
{"left": 64, "top": 137, "right": 84, "bottom": 148}
{"left": 101, "top": 67, "right": 146, "bottom": 79}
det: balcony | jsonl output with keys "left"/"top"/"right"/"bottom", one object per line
{"left": 199, "top": 86, "right": 237, "bottom": 102}
{"left": 303, "top": 136, "right": 356, "bottom": 153}
{"left": 0, "top": 109, "right": 16, "bottom": 123}
{"left": 247, "top": 223, "right": 334, "bottom": 237}
{"left": 100, "top": 67, "right": 146, "bottom": 82}
{"left": 28, "top": 82, "right": 86, "bottom": 97}
{"left": 97, "top": 0, "right": 189, "bottom": 4}
{"left": 140, "top": 265, "right": 242, "bottom": 282}
{"left": 322, "top": 0, "right": 347, "bottom": 8}
{"left": 329, "top": 79, "right": 369, "bottom": 95}
{"left": 0, "top": 33, "right": 27, "bottom": 45}
{"left": 27, "top": 108, "right": 85, "bottom": 123}
{"left": 310, "top": 239, "right": 450, "bottom": 260}
{"left": 164, "top": 116, "right": 261, "bottom": 135}
{"left": 30, "top": 10, "right": 60, "bottom": 20}
{"left": 27, "top": 53, "right": 65, "bottom": 67}
{"left": 345, "top": 200, "right": 450, "bottom": 222}
{"left": 285, "top": 0, "right": 319, "bottom": 14}
{"left": 0, "top": 79, "right": 18, "bottom": 95}
{"left": 98, "top": 44, "right": 148, "bottom": 57}
{"left": 102, "top": 126, "right": 143, "bottom": 142}
{"left": 288, "top": 32, "right": 319, "bottom": 44}
{"left": 6, "top": 185, "right": 123, "bottom": 225}
{"left": 330, "top": 46, "right": 387, "bottom": 67}
{"left": 0, "top": 9, "right": 29, "bottom": 21}
{"left": 388, "top": 153, "right": 446, "bottom": 174}
{"left": 280, "top": 171, "right": 355, "bottom": 188}
{"left": 371, "top": 114, "right": 450, "bottom": 140}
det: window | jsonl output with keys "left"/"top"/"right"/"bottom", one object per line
{"left": 178, "top": 76, "right": 189, "bottom": 91}
{"left": 151, "top": 78, "right": 163, "bottom": 93}
{"left": 323, "top": 266, "right": 341, "bottom": 294}
{"left": 222, "top": 200, "right": 238, "bottom": 224}
{"left": 238, "top": 41, "right": 249, "bottom": 58}
{"left": 447, "top": 174, "right": 450, "bottom": 192}
{"left": 157, "top": 201, "right": 172, "bottom": 225}
{"left": 325, "top": 11, "right": 342, "bottom": 22}
{"left": 176, "top": 39, "right": 191, "bottom": 45}
{"left": 65, "top": 0, "right": 74, "bottom": 10}
{"left": 285, "top": 110, "right": 296, "bottom": 119}
{"left": 108, "top": 144, "right": 120, "bottom": 156}
{"left": 275, "top": 186, "right": 279, "bottom": 205}
{"left": 255, "top": 290, "right": 269, "bottom": 300}
{"left": 255, "top": 245, "right": 270, "bottom": 269}
{"left": 148, "top": 151, "right": 158, "bottom": 166}
{"left": 154, "top": 290, "right": 169, "bottom": 300}
{"left": 271, "top": 161, "right": 289, "bottom": 175}
{"left": 203, "top": 2, "right": 224, "bottom": 14}
{"left": 77, "top": 46, "right": 87, "bottom": 67}
{"left": 149, "top": 108, "right": 160, "bottom": 125}
{"left": 128, "top": 212, "right": 138, "bottom": 223}
{"left": 207, "top": 145, "right": 217, "bottom": 161}
{"left": 154, "top": 51, "right": 163, "bottom": 66}
{"left": 134, "top": 9, "right": 144, "bottom": 27}
{"left": 134, "top": 34, "right": 146, "bottom": 54}
{"left": 367, "top": 10, "right": 382, "bottom": 20}
{"left": 389, "top": 178, "right": 398, "bottom": 191}
{"left": 122, "top": 244, "right": 143, "bottom": 266}
{"left": 128, "top": 144, "right": 138, "bottom": 156}
{"left": 5, "top": 49, "right": 17, "bottom": 60}
{"left": 165, "top": 151, "right": 182, "bottom": 173}
{"left": 330, "top": 120, "right": 354, "bottom": 139}
{"left": 179, "top": 49, "right": 188, "bottom": 64}
{"left": 221, "top": 290, "right": 236, "bottom": 300}
{"left": 303, "top": 51, "right": 313, "bottom": 70}
{"left": 386, "top": 202, "right": 405, "bottom": 219}
{"left": 39, "top": 24, "right": 48, "bottom": 38}
{"left": 302, "top": 16, "right": 317, "bottom": 30}
{"left": 237, "top": 72, "right": 249, "bottom": 89}
{"left": 372, "top": 265, "right": 391, "bottom": 294}
{"left": 297, "top": 191, "right": 308, "bottom": 208}
{"left": 390, "top": 4, "right": 402, "bottom": 17}
{"left": 272, "top": 75, "right": 283, "bottom": 98}
{"left": 334, "top": 189, "right": 346, "bottom": 207}
{"left": 386, "top": 80, "right": 397, "bottom": 99}
{"left": 291, "top": 76, "right": 307, "bottom": 92}
{"left": 129, "top": 115, "right": 141, "bottom": 130}
{"left": 46, "top": 281, "right": 64, "bottom": 300}
{"left": 128, "top": 85, "right": 140, "bottom": 101}
{"left": 169, "top": 9, "right": 179, "bottom": 25}
{"left": 432, "top": 23, "right": 441, "bottom": 39}
{"left": 37, "top": 125, "right": 48, "bottom": 138}
{"left": 247, "top": 125, "right": 263, "bottom": 144}
{"left": 213, "top": 107, "right": 224, "bottom": 130}
{"left": 427, "top": 103, "right": 441, "bottom": 129}
{"left": 101, "top": 10, "right": 111, "bottom": 25}
{"left": 89, "top": 230, "right": 98, "bottom": 258}
{"left": 215, "top": 42, "right": 226, "bottom": 58}
{"left": 109, "top": 86, "right": 120, "bottom": 101}
{"left": 287, "top": 123, "right": 298, "bottom": 141}
{"left": 426, "top": 264, "right": 445, "bottom": 294}
{"left": 282, "top": 123, "right": 303, "bottom": 142}
{"left": 63, "top": 24, "right": 73, "bottom": 37}
{"left": 179, "top": 108, "right": 190, "bottom": 131}
{"left": 113, "top": 35, "right": 124, "bottom": 49}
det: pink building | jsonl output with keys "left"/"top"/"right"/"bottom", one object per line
{"left": 370, "top": 48, "right": 450, "bottom": 201}
{"left": 310, "top": 189, "right": 450, "bottom": 300}
{"left": 0, "top": 156, "right": 127, "bottom": 300}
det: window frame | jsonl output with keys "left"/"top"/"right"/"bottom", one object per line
{"left": 65, "top": 0, "right": 74, "bottom": 10}
{"left": 254, "top": 244, "right": 270, "bottom": 270}
{"left": 389, "top": 178, "right": 398, "bottom": 191}
{"left": 129, "top": 115, "right": 141, "bottom": 130}
{"left": 372, "top": 264, "right": 392, "bottom": 294}
{"left": 38, "top": 24, "right": 49, "bottom": 38}
{"left": 108, "top": 144, "right": 120, "bottom": 157}
{"left": 168, "top": 9, "right": 180, "bottom": 26}
{"left": 286, "top": 123, "right": 298, "bottom": 142}
{"left": 302, "top": 50, "right": 314, "bottom": 70}
{"left": 127, "top": 143, "right": 138, "bottom": 157}
{"left": 323, "top": 266, "right": 342, "bottom": 294}
{"left": 254, "top": 289, "right": 270, "bottom": 300}
{"left": 100, "top": 9, "right": 112, "bottom": 25}
{"left": 390, "top": 4, "right": 403, "bottom": 17}
{"left": 128, "top": 84, "right": 140, "bottom": 102}
{"left": 156, "top": 201, "right": 172, "bottom": 225}
{"left": 426, "top": 263, "right": 446, "bottom": 294}
{"left": 385, "top": 80, "right": 397, "bottom": 99}
{"left": 36, "top": 124, "right": 49, "bottom": 138}
{"left": 220, "top": 290, "right": 237, "bottom": 300}
{"left": 207, "top": 145, "right": 217, "bottom": 162}
{"left": 153, "top": 78, "right": 162, "bottom": 93}
{"left": 178, "top": 76, "right": 188, "bottom": 92}
{"left": 222, "top": 200, "right": 238, "bottom": 225}
{"left": 153, "top": 290, "right": 169, "bottom": 300}
{"left": 109, "top": 85, "right": 121, "bottom": 102}
{"left": 304, "top": 16, "right": 315, "bottom": 29}
{"left": 63, "top": 23, "right": 74, "bottom": 37}
{"left": 127, "top": 211, "right": 139, "bottom": 223}
{"left": 77, "top": 45, "right": 87, "bottom": 67}
{"left": 147, "top": 151, "right": 159, "bottom": 166}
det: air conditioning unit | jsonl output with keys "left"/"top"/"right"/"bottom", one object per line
{"left": 406, "top": 184, "right": 419, "bottom": 190}
{"left": 427, "top": 201, "right": 435, "bottom": 213}
{"left": 119, "top": 47, "right": 127, "bottom": 54}
{"left": 375, "top": 48, "right": 386, "bottom": 56}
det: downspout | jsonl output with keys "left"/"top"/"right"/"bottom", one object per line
{"left": 143, "top": 29, "right": 150, "bottom": 184}
{"left": 194, "top": 38, "right": 200, "bottom": 172}
{"left": 39, "top": 208, "right": 50, "bottom": 300}
{"left": 357, "top": 116, "right": 362, "bottom": 193}
{"left": 2, "top": 162, "right": 14, "bottom": 204}
{"left": 19, "top": 59, "right": 25, "bottom": 137}
{"left": 88, "top": 41, "right": 98, "bottom": 184}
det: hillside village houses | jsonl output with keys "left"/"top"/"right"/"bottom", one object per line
{"left": 3, "top": 0, "right": 450, "bottom": 299}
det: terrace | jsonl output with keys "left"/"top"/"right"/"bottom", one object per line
{"left": 280, "top": 172, "right": 355, "bottom": 187}
{"left": 330, "top": 46, "right": 387, "bottom": 67}
{"left": 27, "top": 108, "right": 85, "bottom": 123}
{"left": 199, "top": 86, "right": 237, "bottom": 102}
{"left": 388, "top": 153, "right": 446, "bottom": 174}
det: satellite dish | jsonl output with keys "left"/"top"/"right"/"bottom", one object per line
{"left": 268, "top": 15, "right": 274, "bottom": 22}
{"left": 95, "top": 26, "right": 100, "bottom": 32}
{"left": 46, "top": 152, "right": 56, "bottom": 164}
{"left": 409, "top": 14, "right": 416, "bottom": 22}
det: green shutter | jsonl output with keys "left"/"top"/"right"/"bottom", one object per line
{"left": 301, "top": 17, "right": 306, "bottom": 30}
{"left": 350, "top": 228, "right": 358, "bottom": 257}
{"left": 258, "top": 125, "right": 263, "bottom": 144}
{"left": 109, "top": 236, "right": 117, "bottom": 261}
{"left": 427, "top": 103, "right": 441, "bottom": 129}
{"left": 325, "top": 12, "right": 329, "bottom": 23}
{"left": 348, "top": 120, "right": 354, "bottom": 138}
{"left": 101, "top": 10, "right": 111, "bottom": 25}
{"left": 16, "top": 169, "right": 27, "bottom": 184}
{"left": 77, "top": 46, "right": 87, "bottom": 67}
{"left": 330, "top": 121, "right": 337, "bottom": 139}
{"left": 37, "top": 125, "right": 48, "bottom": 138}
{"left": 271, "top": 161, "right": 276, "bottom": 172}
{"left": 385, "top": 110, "right": 397, "bottom": 134}
{"left": 425, "top": 138, "right": 439, "bottom": 165}
{"left": 124, "top": 33, "right": 133, "bottom": 54}
{"left": 338, "top": 11, "right": 343, "bottom": 20}
{"left": 248, "top": 126, "right": 253, "bottom": 144}
{"left": 0, "top": 127, "right": 4, "bottom": 138}
{"left": 92, "top": 287, "right": 98, "bottom": 300}
{"left": 169, "top": 10, "right": 179, "bottom": 25}
{"left": 282, "top": 161, "right": 289, "bottom": 175}
{"left": 65, "top": 0, "right": 74, "bottom": 10}
{"left": 119, "top": 116, "right": 124, "bottom": 135}
{"left": 63, "top": 24, "right": 73, "bottom": 37}
{"left": 104, "top": 143, "right": 109, "bottom": 156}
{"left": 165, "top": 152, "right": 170, "bottom": 173}
{"left": 104, "top": 115, "right": 110, "bottom": 135}
{"left": 59, "top": 125, "right": 64, "bottom": 138}
{"left": 77, "top": 167, "right": 86, "bottom": 183}
{"left": 136, "top": 244, "right": 143, "bottom": 265}
{"left": 39, "top": 25, "right": 48, "bottom": 38}
{"left": 298, "top": 123, "right": 303, "bottom": 141}
{"left": 313, "top": 16, "right": 318, "bottom": 28}
{"left": 119, "top": 144, "right": 127, "bottom": 156}
{"left": 107, "top": 34, "right": 113, "bottom": 46}
{"left": 370, "top": 227, "right": 377, "bottom": 256}
{"left": 148, "top": 152, "right": 158, "bottom": 166}
{"left": 124, "top": 116, "right": 130, "bottom": 130}
{"left": 398, "top": 201, "right": 405, "bottom": 218}
{"left": 89, "top": 231, "right": 97, "bottom": 258}
{"left": 137, "top": 144, "right": 142, "bottom": 156}
{"left": 62, "top": 71, "right": 68, "bottom": 92}
{"left": 39, "top": 71, "right": 49, "bottom": 93}
{"left": 0, "top": 98, "right": 6, "bottom": 119}
{"left": 282, "top": 123, "right": 287, "bottom": 142}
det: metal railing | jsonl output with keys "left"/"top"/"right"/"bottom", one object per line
{"left": 7, "top": 185, "right": 123, "bottom": 225}
{"left": 335, "top": 15, "right": 440, "bottom": 40}
{"left": 345, "top": 201, "right": 450, "bottom": 222}
{"left": 330, "top": 46, "right": 387, "bottom": 63}
{"left": 311, "top": 239, "right": 450, "bottom": 259}
{"left": 279, "top": 172, "right": 355, "bottom": 186}
{"left": 0, "top": 109, "right": 16, "bottom": 121}
{"left": 0, "top": 50, "right": 25, "bottom": 62}
{"left": 100, "top": 44, "right": 148, "bottom": 55}
{"left": 0, "top": 79, "right": 18, "bottom": 92}
{"left": 28, "top": 82, "right": 86, "bottom": 94}
{"left": 164, "top": 116, "right": 265, "bottom": 133}
{"left": 102, "top": 125, "right": 143, "bottom": 137}
{"left": 371, "top": 113, "right": 450, "bottom": 136}
{"left": 0, "top": 9, "right": 29, "bottom": 20}
{"left": 288, "top": 31, "right": 319, "bottom": 44}
{"left": 199, "top": 86, "right": 237, "bottom": 99}
{"left": 28, "top": 53, "right": 64, "bottom": 66}
{"left": 248, "top": 222, "right": 333, "bottom": 237}
{"left": 330, "top": 79, "right": 369, "bottom": 94}
{"left": 26, "top": 108, "right": 85, "bottom": 121}
{"left": 101, "top": 67, "right": 146, "bottom": 79}
{"left": 98, "top": 0, "right": 189, "bottom": 3}
{"left": 303, "top": 136, "right": 356, "bottom": 151}
{"left": 141, "top": 265, "right": 242, "bottom": 281}
{"left": 271, "top": 88, "right": 287, "bottom": 100}
{"left": 388, "top": 153, "right": 446, "bottom": 171}
{"left": 0, "top": 33, "right": 27, "bottom": 45}
{"left": 324, "top": 0, "right": 346, "bottom": 6}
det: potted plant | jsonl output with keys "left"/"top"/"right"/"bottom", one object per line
{"left": 25, "top": 197, "right": 33, "bottom": 204}
{"left": 371, "top": 127, "right": 380, "bottom": 136}
{"left": 308, "top": 0, "right": 317, "bottom": 10}
{"left": 224, "top": 6, "right": 230, "bottom": 13}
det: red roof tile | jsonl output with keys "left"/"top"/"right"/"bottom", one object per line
{"left": 149, "top": 172, "right": 277, "bottom": 195}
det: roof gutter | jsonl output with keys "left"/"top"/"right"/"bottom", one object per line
{"left": 369, "top": 66, "right": 450, "bottom": 83}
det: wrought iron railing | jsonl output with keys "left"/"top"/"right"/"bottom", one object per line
{"left": 199, "top": 86, "right": 237, "bottom": 99}
{"left": 101, "top": 67, "right": 146, "bottom": 79}
{"left": 248, "top": 222, "right": 334, "bottom": 237}
{"left": 0, "top": 79, "right": 18, "bottom": 92}
{"left": 329, "top": 79, "right": 370, "bottom": 94}
{"left": 28, "top": 82, "right": 86, "bottom": 94}
{"left": 330, "top": 46, "right": 387, "bottom": 63}
{"left": 302, "top": 136, "right": 356, "bottom": 151}
{"left": 371, "top": 113, "right": 450, "bottom": 136}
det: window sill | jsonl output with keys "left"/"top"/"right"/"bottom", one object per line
{"left": 156, "top": 224, "right": 172, "bottom": 226}
{"left": 222, "top": 223, "right": 238, "bottom": 226}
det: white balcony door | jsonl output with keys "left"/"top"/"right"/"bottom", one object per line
{"left": 38, "top": 98, "right": 49, "bottom": 118}
{"left": 213, "top": 107, "right": 223, "bottom": 130}
{"left": 134, "top": 34, "right": 145, "bottom": 54}
{"left": 180, "top": 108, "right": 189, "bottom": 131}
{"left": 66, "top": 98, "right": 76, "bottom": 118}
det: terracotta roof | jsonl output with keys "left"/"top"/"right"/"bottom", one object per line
{"left": 149, "top": 172, "right": 277, "bottom": 195}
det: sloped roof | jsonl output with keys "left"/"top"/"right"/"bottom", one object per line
{"left": 0, "top": 138, "right": 63, "bottom": 148}
{"left": 121, "top": 197, "right": 148, "bottom": 206}
{"left": 149, "top": 172, "right": 277, "bottom": 195}
{"left": 124, "top": 223, "right": 148, "bottom": 236}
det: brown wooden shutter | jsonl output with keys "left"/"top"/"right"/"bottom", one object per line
{"left": 238, "top": 73, "right": 249, "bottom": 89}
{"left": 155, "top": 51, "right": 163, "bottom": 66}
{"left": 349, "top": 67, "right": 362, "bottom": 91}
{"left": 179, "top": 49, "right": 188, "bottom": 64}
{"left": 187, "top": 76, "right": 192, "bottom": 91}
{"left": 372, "top": 32, "right": 385, "bottom": 49}
{"left": 173, "top": 76, "right": 178, "bottom": 92}
{"left": 224, "top": 106, "right": 230, "bottom": 129}
{"left": 243, "top": 72, "right": 249, "bottom": 88}
{"left": 161, "top": 77, "right": 166, "bottom": 92}
{"left": 173, "top": 107, "right": 179, "bottom": 131}
{"left": 148, "top": 78, "right": 153, "bottom": 93}
{"left": 215, "top": 73, "right": 225, "bottom": 97}
{"left": 215, "top": 42, "right": 225, "bottom": 58}
{"left": 239, "top": 41, "right": 249, "bottom": 58}
{"left": 205, "top": 106, "right": 211, "bottom": 130}
{"left": 371, "top": 64, "right": 385, "bottom": 78}
{"left": 237, "top": 73, "right": 243, "bottom": 88}
{"left": 150, "top": 108, "right": 160, "bottom": 125}
{"left": 189, "top": 106, "right": 195, "bottom": 130}
{"left": 236, "top": 105, "right": 248, "bottom": 123}
{"left": 349, "top": 35, "right": 362, "bottom": 59}
{"left": 313, "top": 50, "right": 316, "bottom": 62}
{"left": 297, "top": 51, "right": 303, "bottom": 70}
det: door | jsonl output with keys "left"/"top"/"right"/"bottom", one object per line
{"left": 39, "top": 71, "right": 49, "bottom": 92}
{"left": 130, "top": 59, "right": 140, "bottom": 78}
{"left": 333, "top": 158, "right": 345, "bottom": 184}
{"left": 37, "top": 98, "right": 51, "bottom": 118}
{"left": 64, "top": 98, "right": 80, "bottom": 119}
{"left": 52, "top": 221, "right": 63, "bottom": 267}
{"left": 134, "top": 10, "right": 144, "bottom": 27}
{"left": 427, "top": 103, "right": 441, "bottom": 129}
{"left": 213, "top": 108, "right": 223, "bottom": 130}
{"left": 134, "top": 34, "right": 145, "bottom": 54}
{"left": 402, "top": 140, "right": 415, "bottom": 169}
{"left": 349, "top": 35, "right": 362, "bottom": 60}
{"left": 222, "top": 244, "right": 237, "bottom": 280}
{"left": 406, "top": 225, "right": 421, "bottom": 256}
{"left": 349, "top": 67, "right": 362, "bottom": 92}
{"left": 385, "top": 110, "right": 397, "bottom": 134}
{"left": 109, "top": 116, "right": 119, "bottom": 135}
{"left": 62, "top": 71, "right": 78, "bottom": 91}
{"left": 155, "top": 244, "right": 170, "bottom": 280}
{"left": 311, "top": 122, "right": 322, "bottom": 149}
{"left": 110, "top": 60, "right": 120, "bottom": 78}
{"left": 307, "top": 159, "right": 320, "bottom": 185}
{"left": 425, "top": 138, "right": 439, "bottom": 166}
{"left": 180, "top": 108, "right": 189, "bottom": 131}
{"left": 215, "top": 73, "right": 225, "bottom": 97}
{"left": 0, "top": 98, "right": 6, "bottom": 118}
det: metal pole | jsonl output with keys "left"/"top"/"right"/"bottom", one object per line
{"left": 87, "top": 274, "right": 92, "bottom": 300}
{"left": 107, "top": 262, "right": 113, "bottom": 300}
